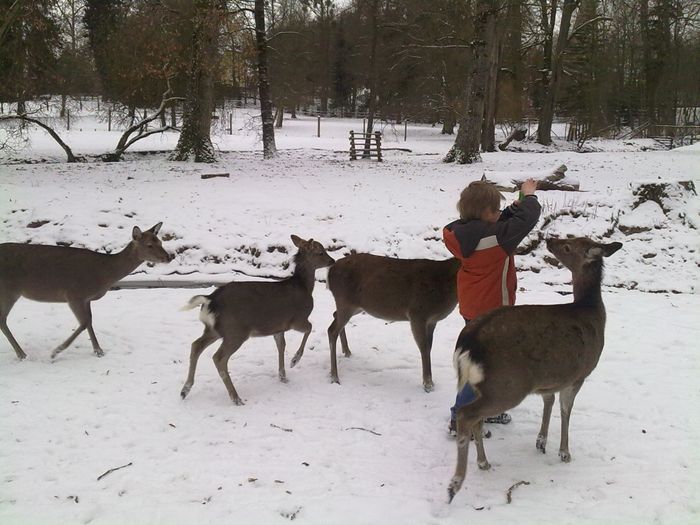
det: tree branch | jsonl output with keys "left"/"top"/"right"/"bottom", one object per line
{"left": 567, "top": 16, "right": 611, "bottom": 43}
{"left": 0, "top": 113, "right": 82, "bottom": 162}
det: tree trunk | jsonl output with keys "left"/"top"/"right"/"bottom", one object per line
{"left": 171, "top": 1, "right": 222, "bottom": 163}
{"left": 274, "top": 106, "right": 284, "bottom": 128}
{"left": 254, "top": 0, "right": 276, "bottom": 158}
{"left": 481, "top": 9, "right": 501, "bottom": 152}
{"left": 441, "top": 112, "right": 456, "bottom": 135}
{"left": 363, "top": 0, "right": 380, "bottom": 155}
{"left": 445, "top": 0, "right": 495, "bottom": 164}
{"left": 537, "top": 0, "right": 579, "bottom": 145}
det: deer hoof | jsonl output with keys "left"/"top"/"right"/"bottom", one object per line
{"left": 342, "top": 350, "right": 352, "bottom": 358}
{"left": 180, "top": 386, "right": 191, "bottom": 399}
{"left": 447, "top": 476, "right": 463, "bottom": 504}
{"left": 536, "top": 436, "right": 547, "bottom": 454}
{"left": 94, "top": 349, "right": 104, "bottom": 357}
{"left": 279, "top": 376, "right": 289, "bottom": 384}
{"left": 232, "top": 397, "right": 245, "bottom": 406}
{"left": 330, "top": 375, "right": 340, "bottom": 385}
{"left": 559, "top": 450, "right": 571, "bottom": 463}
{"left": 16, "top": 352, "right": 27, "bottom": 360}
{"left": 478, "top": 460, "right": 491, "bottom": 471}
{"left": 423, "top": 381, "right": 435, "bottom": 393}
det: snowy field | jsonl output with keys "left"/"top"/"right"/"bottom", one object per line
{"left": 1, "top": 108, "right": 699, "bottom": 525}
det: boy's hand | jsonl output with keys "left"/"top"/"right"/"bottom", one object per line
{"left": 520, "top": 178, "right": 538, "bottom": 196}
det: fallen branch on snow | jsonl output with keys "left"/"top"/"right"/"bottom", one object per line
{"left": 344, "top": 426, "right": 382, "bottom": 436}
{"left": 97, "top": 461, "right": 133, "bottom": 481}
{"left": 506, "top": 480, "right": 530, "bottom": 503}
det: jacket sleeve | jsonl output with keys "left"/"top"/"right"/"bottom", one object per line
{"left": 495, "top": 196, "right": 541, "bottom": 254}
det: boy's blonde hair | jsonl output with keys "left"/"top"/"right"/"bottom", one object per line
{"left": 457, "top": 181, "right": 503, "bottom": 220}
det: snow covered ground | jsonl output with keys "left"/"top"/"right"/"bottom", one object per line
{"left": 1, "top": 109, "right": 699, "bottom": 524}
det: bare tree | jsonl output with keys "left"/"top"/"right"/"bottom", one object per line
{"left": 171, "top": 0, "right": 226, "bottom": 163}
{"left": 537, "top": 0, "right": 581, "bottom": 145}
{"left": 445, "top": 0, "right": 499, "bottom": 164}
{"left": 254, "top": 0, "right": 277, "bottom": 158}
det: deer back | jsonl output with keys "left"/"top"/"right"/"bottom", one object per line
{"left": 328, "top": 254, "right": 459, "bottom": 321}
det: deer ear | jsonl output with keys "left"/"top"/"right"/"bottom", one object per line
{"left": 603, "top": 242, "right": 623, "bottom": 257}
{"left": 149, "top": 222, "right": 163, "bottom": 235}
{"left": 132, "top": 226, "right": 143, "bottom": 240}
{"left": 290, "top": 234, "right": 304, "bottom": 248}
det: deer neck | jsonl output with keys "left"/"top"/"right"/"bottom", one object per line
{"left": 106, "top": 242, "right": 145, "bottom": 281}
{"left": 291, "top": 255, "right": 317, "bottom": 292}
{"left": 571, "top": 261, "right": 604, "bottom": 307}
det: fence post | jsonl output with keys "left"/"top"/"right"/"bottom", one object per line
{"left": 375, "top": 131, "right": 382, "bottom": 162}
{"left": 317, "top": 115, "right": 321, "bottom": 137}
{"left": 108, "top": 108, "right": 111, "bottom": 131}
{"left": 363, "top": 118, "right": 366, "bottom": 133}
{"left": 349, "top": 130, "right": 356, "bottom": 160}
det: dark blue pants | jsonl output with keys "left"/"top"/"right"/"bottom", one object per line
{"left": 450, "top": 318, "right": 474, "bottom": 423}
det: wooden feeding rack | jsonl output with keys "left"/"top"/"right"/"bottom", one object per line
{"left": 349, "top": 130, "right": 382, "bottom": 161}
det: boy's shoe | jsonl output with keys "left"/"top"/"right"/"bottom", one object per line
{"left": 484, "top": 412, "right": 512, "bottom": 425}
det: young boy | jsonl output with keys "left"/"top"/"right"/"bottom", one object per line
{"left": 443, "top": 178, "right": 540, "bottom": 433}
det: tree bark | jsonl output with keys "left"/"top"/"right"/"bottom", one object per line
{"left": 171, "top": 1, "right": 222, "bottom": 163}
{"left": 445, "top": 0, "right": 496, "bottom": 164}
{"left": 537, "top": 0, "right": 579, "bottom": 145}
{"left": 481, "top": 8, "right": 501, "bottom": 152}
{"left": 364, "top": 0, "right": 380, "bottom": 155}
{"left": 254, "top": 0, "right": 276, "bottom": 158}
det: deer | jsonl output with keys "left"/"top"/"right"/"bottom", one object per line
{"left": 179, "top": 235, "right": 334, "bottom": 405}
{"left": 0, "top": 222, "right": 172, "bottom": 360}
{"left": 446, "top": 237, "right": 623, "bottom": 503}
{"left": 290, "top": 253, "right": 460, "bottom": 392}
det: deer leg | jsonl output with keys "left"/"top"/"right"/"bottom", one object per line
{"left": 558, "top": 380, "right": 584, "bottom": 462}
{"left": 0, "top": 292, "right": 26, "bottom": 360}
{"left": 409, "top": 317, "right": 435, "bottom": 392}
{"left": 473, "top": 419, "right": 491, "bottom": 470}
{"left": 536, "top": 393, "right": 556, "bottom": 454}
{"left": 328, "top": 308, "right": 353, "bottom": 384}
{"left": 52, "top": 300, "right": 93, "bottom": 358}
{"left": 181, "top": 326, "right": 220, "bottom": 399}
{"left": 448, "top": 412, "right": 480, "bottom": 503}
{"left": 273, "top": 332, "right": 288, "bottom": 382}
{"left": 82, "top": 302, "right": 103, "bottom": 356}
{"left": 289, "top": 319, "right": 312, "bottom": 368}
{"left": 339, "top": 327, "right": 351, "bottom": 357}
{"left": 212, "top": 335, "right": 247, "bottom": 405}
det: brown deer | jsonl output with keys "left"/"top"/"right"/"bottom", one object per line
{"left": 447, "top": 237, "right": 622, "bottom": 503}
{"left": 295, "top": 254, "right": 459, "bottom": 392}
{"left": 0, "top": 222, "right": 172, "bottom": 360}
{"left": 180, "top": 235, "right": 334, "bottom": 405}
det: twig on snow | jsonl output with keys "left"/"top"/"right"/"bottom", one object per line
{"left": 97, "top": 462, "right": 133, "bottom": 481}
{"left": 270, "top": 423, "right": 293, "bottom": 433}
{"left": 506, "top": 480, "right": 530, "bottom": 503}
{"left": 344, "top": 426, "right": 382, "bottom": 436}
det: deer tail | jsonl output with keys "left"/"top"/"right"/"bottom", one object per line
{"left": 181, "top": 295, "right": 217, "bottom": 330}
{"left": 453, "top": 349, "right": 485, "bottom": 391}
{"left": 180, "top": 295, "right": 209, "bottom": 311}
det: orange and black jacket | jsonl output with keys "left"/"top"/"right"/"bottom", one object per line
{"left": 443, "top": 196, "right": 541, "bottom": 320}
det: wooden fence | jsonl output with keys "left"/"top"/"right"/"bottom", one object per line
{"left": 349, "top": 130, "right": 382, "bottom": 161}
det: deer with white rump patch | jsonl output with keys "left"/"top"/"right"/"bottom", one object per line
{"left": 0, "top": 222, "right": 172, "bottom": 360}
{"left": 180, "top": 235, "right": 334, "bottom": 405}
{"left": 303, "top": 254, "right": 460, "bottom": 392}
{"left": 447, "top": 237, "right": 622, "bottom": 503}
